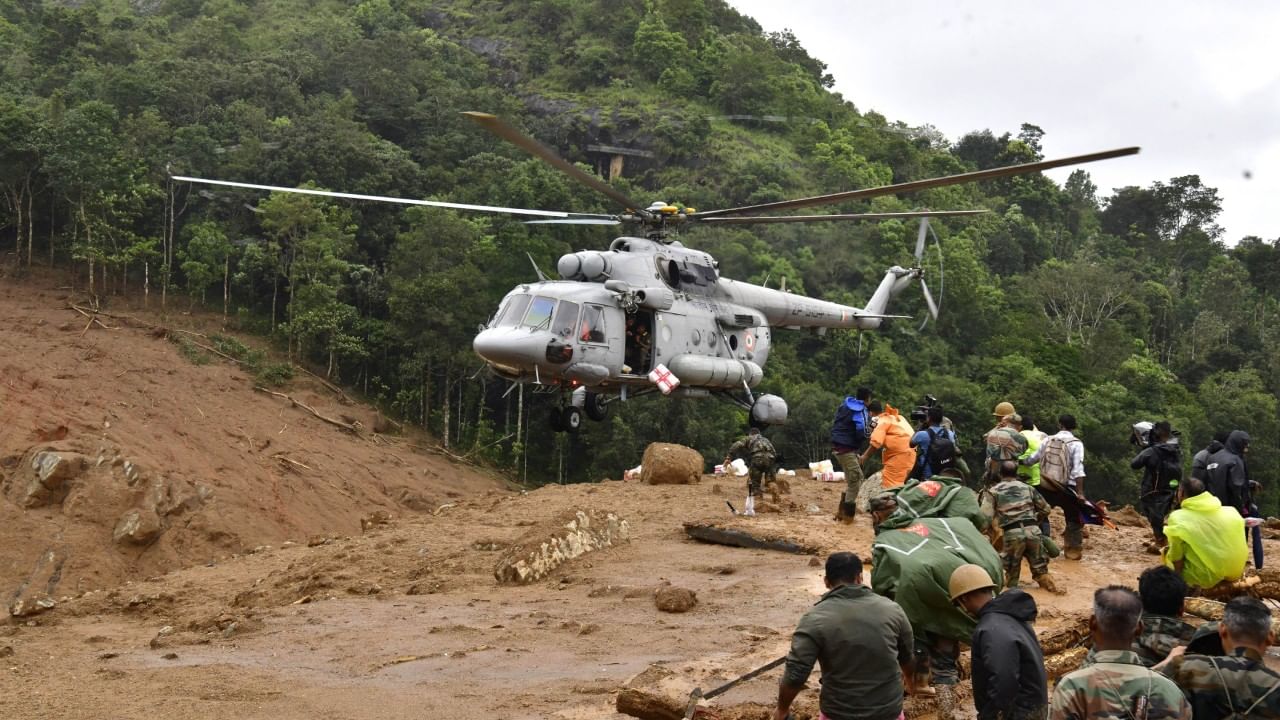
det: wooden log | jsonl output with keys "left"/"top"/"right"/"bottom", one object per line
{"left": 1045, "top": 646, "right": 1089, "bottom": 680}
{"left": 1038, "top": 613, "right": 1091, "bottom": 656}
{"left": 683, "top": 523, "right": 818, "bottom": 555}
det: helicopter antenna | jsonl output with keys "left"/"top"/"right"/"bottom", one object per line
{"left": 526, "top": 252, "right": 550, "bottom": 282}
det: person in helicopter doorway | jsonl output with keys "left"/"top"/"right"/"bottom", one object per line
{"left": 623, "top": 313, "right": 652, "bottom": 374}
{"left": 725, "top": 427, "right": 776, "bottom": 517}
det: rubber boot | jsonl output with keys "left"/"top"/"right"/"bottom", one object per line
{"left": 936, "top": 685, "right": 957, "bottom": 720}
{"left": 1035, "top": 572, "right": 1066, "bottom": 595}
{"left": 835, "top": 492, "right": 855, "bottom": 524}
{"left": 1064, "top": 546, "right": 1083, "bottom": 561}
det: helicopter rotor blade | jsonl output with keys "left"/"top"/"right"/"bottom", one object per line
{"left": 524, "top": 218, "right": 622, "bottom": 225}
{"left": 694, "top": 209, "right": 988, "bottom": 225}
{"left": 921, "top": 279, "right": 939, "bottom": 321}
{"left": 914, "top": 217, "right": 929, "bottom": 262}
{"left": 691, "top": 147, "right": 1140, "bottom": 219}
{"left": 462, "top": 112, "right": 650, "bottom": 217}
{"left": 929, "top": 220, "right": 945, "bottom": 320}
{"left": 169, "top": 176, "right": 604, "bottom": 219}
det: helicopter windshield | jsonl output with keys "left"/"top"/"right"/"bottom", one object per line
{"left": 523, "top": 296, "right": 556, "bottom": 330}
{"left": 494, "top": 293, "right": 530, "bottom": 328}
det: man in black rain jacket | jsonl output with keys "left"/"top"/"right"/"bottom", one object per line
{"left": 952, "top": 566, "right": 1048, "bottom": 720}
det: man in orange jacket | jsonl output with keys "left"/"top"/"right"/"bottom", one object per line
{"left": 861, "top": 402, "right": 916, "bottom": 489}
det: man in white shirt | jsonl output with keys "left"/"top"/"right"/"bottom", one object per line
{"left": 1024, "top": 414, "right": 1087, "bottom": 559}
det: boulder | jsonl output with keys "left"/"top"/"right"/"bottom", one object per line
{"left": 654, "top": 586, "right": 697, "bottom": 613}
{"left": 640, "top": 443, "right": 703, "bottom": 485}
{"left": 9, "top": 594, "right": 55, "bottom": 618}
{"left": 494, "top": 509, "right": 629, "bottom": 585}
{"left": 113, "top": 507, "right": 165, "bottom": 545}
{"left": 20, "top": 450, "right": 90, "bottom": 507}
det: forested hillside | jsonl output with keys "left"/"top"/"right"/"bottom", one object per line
{"left": 2, "top": 0, "right": 1277, "bottom": 510}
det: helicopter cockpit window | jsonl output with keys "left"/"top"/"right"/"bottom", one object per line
{"left": 522, "top": 296, "right": 556, "bottom": 330}
{"left": 552, "top": 301, "right": 580, "bottom": 338}
{"left": 580, "top": 305, "right": 606, "bottom": 344}
{"left": 495, "top": 294, "right": 530, "bottom": 328}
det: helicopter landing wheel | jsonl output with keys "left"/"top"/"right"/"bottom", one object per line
{"left": 584, "top": 392, "right": 609, "bottom": 422}
{"left": 561, "top": 406, "right": 583, "bottom": 433}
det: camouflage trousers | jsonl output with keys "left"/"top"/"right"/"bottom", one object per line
{"left": 1002, "top": 525, "right": 1049, "bottom": 588}
{"left": 748, "top": 461, "right": 772, "bottom": 498}
{"left": 834, "top": 450, "right": 864, "bottom": 502}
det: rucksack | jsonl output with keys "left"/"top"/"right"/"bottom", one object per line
{"left": 849, "top": 399, "right": 871, "bottom": 439}
{"left": 749, "top": 434, "right": 776, "bottom": 459}
{"left": 1154, "top": 445, "right": 1182, "bottom": 490}
{"left": 1040, "top": 436, "right": 1078, "bottom": 486}
{"left": 926, "top": 428, "right": 957, "bottom": 474}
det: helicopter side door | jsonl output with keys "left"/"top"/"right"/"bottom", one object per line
{"left": 576, "top": 303, "right": 623, "bottom": 376}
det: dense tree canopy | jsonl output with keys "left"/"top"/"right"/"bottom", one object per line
{"left": 1, "top": 0, "right": 1277, "bottom": 512}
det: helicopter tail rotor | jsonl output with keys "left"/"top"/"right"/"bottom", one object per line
{"left": 913, "top": 218, "right": 944, "bottom": 329}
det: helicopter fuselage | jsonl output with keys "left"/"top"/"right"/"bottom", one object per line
{"left": 472, "top": 236, "right": 902, "bottom": 398}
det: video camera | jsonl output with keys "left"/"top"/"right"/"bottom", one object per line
{"left": 1131, "top": 420, "right": 1180, "bottom": 448}
{"left": 910, "top": 395, "right": 940, "bottom": 425}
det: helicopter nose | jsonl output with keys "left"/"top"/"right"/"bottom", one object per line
{"left": 473, "top": 327, "right": 558, "bottom": 369}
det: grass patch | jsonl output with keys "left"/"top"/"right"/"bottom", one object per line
{"left": 175, "top": 337, "right": 212, "bottom": 365}
{"left": 254, "top": 362, "right": 294, "bottom": 387}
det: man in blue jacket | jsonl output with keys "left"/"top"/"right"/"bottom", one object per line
{"left": 831, "top": 386, "right": 873, "bottom": 523}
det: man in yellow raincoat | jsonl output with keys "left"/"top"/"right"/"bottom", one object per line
{"left": 1163, "top": 476, "right": 1247, "bottom": 589}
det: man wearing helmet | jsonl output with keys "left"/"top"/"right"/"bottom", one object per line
{"left": 951, "top": 564, "right": 1048, "bottom": 720}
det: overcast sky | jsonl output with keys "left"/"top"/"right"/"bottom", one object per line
{"left": 730, "top": 1, "right": 1280, "bottom": 243}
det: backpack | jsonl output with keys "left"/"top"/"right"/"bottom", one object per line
{"left": 1040, "top": 436, "right": 1078, "bottom": 486}
{"left": 926, "top": 428, "right": 958, "bottom": 474}
{"left": 1154, "top": 445, "right": 1182, "bottom": 490}
{"left": 749, "top": 434, "right": 776, "bottom": 459}
{"left": 849, "top": 399, "right": 871, "bottom": 439}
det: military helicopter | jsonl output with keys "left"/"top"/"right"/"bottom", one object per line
{"left": 174, "top": 113, "right": 1138, "bottom": 432}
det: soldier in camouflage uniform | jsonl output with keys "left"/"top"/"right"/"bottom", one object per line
{"left": 724, "top": 427, "right": 775, "bottom": 500}
{"left": 1084, "top": 566, "right": 1195, "bottom": 668}
{"left": 981, "top": 460, "right": 1060, "bottom": 593}
{"left": 1157, "top": 596, "right": 1280, "bottom": 719}
{"left": 1051, "top": 586, "right": 1192, "bottom": 720}
{"left": 985, "top": 408, "right": 1029, "bottom": 484}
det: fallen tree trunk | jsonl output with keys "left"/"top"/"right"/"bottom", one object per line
{"left": 1038, "top": 612, "right": 1091, "bottom": 656}
{"left": 1186, "top": 596, "right": 1280, "bottom": 637}
{"left": 1045, "top": 646, "right": 1089, "bottom": 680}
{"left": 683, "top": 523, "right": 818, "bottom": 555}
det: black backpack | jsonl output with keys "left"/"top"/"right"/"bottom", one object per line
{"left": 927, "top": 428, "right": 958, "bottom": 474}
{"left": 1154, "top": 444, "right": 1182, "bottom": 490}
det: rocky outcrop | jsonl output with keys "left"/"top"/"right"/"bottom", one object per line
{"left": 640, "top": 443, "right": 703, "bottom": 485}
{"left": 494, "top": 509, "right": 629, "bottom": 585}
{"left": 18, "top": 450, "right": 90, "bottom": 507}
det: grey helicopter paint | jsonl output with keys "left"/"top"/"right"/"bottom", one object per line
{"left": 173, "top": 111, "right": 1139, "bottom": 432}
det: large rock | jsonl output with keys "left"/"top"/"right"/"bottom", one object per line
{"left": 19, "top": 450, "right": 90, "bottom": 507}
{"left": 113, "top": 507, "right": 164, "bottom": 545}
{"left": 494, "top": 509, "right": 629, "bottom": 585}
{"left": 639, "top": 443, "right": 703, "bottom": 485}
{"left": 654, "top": 586, "right": 697, "bottom": 613}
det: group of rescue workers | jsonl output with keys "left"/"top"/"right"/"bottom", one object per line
{"left": 717, "top": 386, "right": 1273, "bottom": 720}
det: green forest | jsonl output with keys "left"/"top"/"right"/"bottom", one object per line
{"left": 2, "top": 0, "right": 1278, "bottom": 511}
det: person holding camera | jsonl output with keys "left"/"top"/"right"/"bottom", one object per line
{"left": 912, "top": 405, "right": 959, "bottom": 481}
{"left": 1131, "top": 421, "right": 1183, "bottom": 554}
